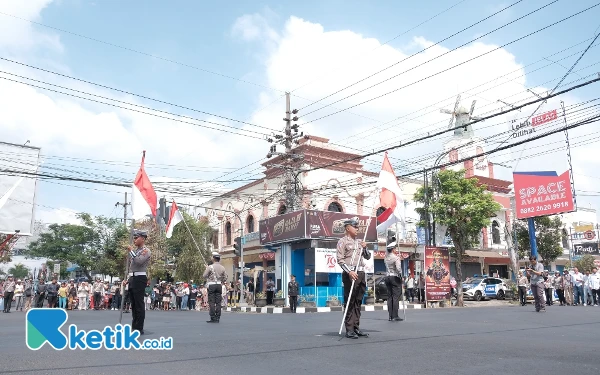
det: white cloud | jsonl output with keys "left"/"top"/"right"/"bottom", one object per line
{"left": 36, "top": 207, "right": 80, "bottom": 225}
{"left": 0, "top": 0, "right": 62, "bottom": 53}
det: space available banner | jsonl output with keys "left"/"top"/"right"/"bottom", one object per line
{"left": 573, "top": 242, "right": 599, "bottom": 256}
{"left": 513, "top": 170, "right": 574, "bottom": 220}
{"left": 424, "top": 247, "right": 451, "bottom": 301}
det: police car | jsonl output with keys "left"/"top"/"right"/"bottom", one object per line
{"left": 462, "top": 276, "right": 508, "bottom": 301}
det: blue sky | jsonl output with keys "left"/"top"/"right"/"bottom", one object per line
{"left": 1, "top": 0, "right": 600, "bottom": 227}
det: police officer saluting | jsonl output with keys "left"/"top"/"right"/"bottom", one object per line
{"left": 127, "top": 230, "right": 151, "bottom": 335}
{"left": 203, "top": 252, "right": 228, "bottom": 323}
{"left": 337, "top": 217, "right": 371, "bottom": 339}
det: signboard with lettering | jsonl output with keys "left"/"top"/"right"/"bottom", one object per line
{"left": 259, "top": 209, "right": 377, "bottom": 245}
{"left": 510, "top": 109, "right": 557, "bottom": 140}
{"left": 513, "top": 170, "right": 574, "bottom": 219}
{"left": 573, "top": 242, "right": 599, "bottom": 256}
{"left": 571, "top": 231, "right": 596, "bottom": 241}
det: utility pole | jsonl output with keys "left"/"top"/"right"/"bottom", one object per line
{"left": 115, "top": 193, "right": 131, "bottom": 227}
{"left": 265, "top": 92, "right": 308, "bottom": 212}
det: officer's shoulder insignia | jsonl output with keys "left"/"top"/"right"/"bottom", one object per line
{"left": 141, "top": 249, "right": 149, "bottom": 255}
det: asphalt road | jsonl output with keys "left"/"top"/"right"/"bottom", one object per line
{"left": 1, "top": 304, "right": 598, "bottom": 375}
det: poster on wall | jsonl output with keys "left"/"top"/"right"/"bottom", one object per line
{"left": 513, "top": 170, "right": 574, "bottom": 220}
{"left": 424, "top": 246, "right": 451, "bottom": 301}
{"left": 315, "top": 248, "right": 341, "bottom": 273}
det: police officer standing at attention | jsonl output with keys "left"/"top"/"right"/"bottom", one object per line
{"left": 288, "top": 275, "right": 299, "bottom": 313}
{"left": 203, "top": 252, "right": 228, "bottom": 323}
{"left": 337, "top": 217, "right": 371, "bottom": 339}
{"left": 127, "top": 230, "right": 151, "bottom": 335}
{"left": 384, "top": 246, "right": 403, "bottom": 322}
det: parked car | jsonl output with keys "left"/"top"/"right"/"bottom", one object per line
{"left": 462, "top": 277, "right": 508, "bottom": 301}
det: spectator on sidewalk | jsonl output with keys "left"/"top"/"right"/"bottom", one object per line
{"left": 406, "top": 274, "right": 415, "bottom": 303}
{"left": 518, "top": 272, "right": 528, "bottom": 306}
{"left": 14, "top": 279, "right": 24, "bottom": 312}
{"left": 590, "top": 267, "right": 600, "bottom": 306}
{"left": 543, "top": 271, "right": 554, "bottom": 306}
{"left": 46, "top": 278, "right": 59, "bottom": 308}
{"left": 527, "top": 256, "right": 546, "bottom": 313}
{"left": 553, "top": 271, "right": 565, "bottom": 306}
{"left": 572, "top": 268, "right": 584, "bottom": 306}
{"left": 563, "top": 270, "right": 574, "bottom": 306}
{"left": 584, "top": 270, "right": 593, "bottom": 306}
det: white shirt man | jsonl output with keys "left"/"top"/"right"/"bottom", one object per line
{"left": 589, "top": 268, "right": 600, "bottom": 306}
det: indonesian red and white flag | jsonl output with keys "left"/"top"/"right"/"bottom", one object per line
{"left": 131, "top": 151, "right": 157, "bottom": 220}
{"left": 376, "top": 153, "right": 405, "bottom": 233}
{"left": 165, "top": 200, "right": 184, "bottom": 239}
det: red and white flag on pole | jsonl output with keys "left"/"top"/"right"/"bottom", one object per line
{"left": 165, "top": 200, "right": 184, "bottom": 239}
{"left": 376, "top": 153, "right": 405, "bottom": 233}
{"left": 131, "top": 151, "right": 157, "bottom": 220}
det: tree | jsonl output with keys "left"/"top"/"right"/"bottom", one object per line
{"left": 515, "top": 216, "right": 564, "bottom": 267}
{"left": 25, "top": 213, "right": 128, "bottom": 279}
{"left": 8, "top": 263, "right": 29, "bottom": 279}
{"left": 574, "top": 254, "right": 596, "bottom": 273}
{"left": 415, "top": 169, "right": 501, "bottom": 307}
{"left": 167, "top": 212, "right": 213, "bottom": 282}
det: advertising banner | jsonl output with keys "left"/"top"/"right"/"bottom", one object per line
{"left": 305, "top": 210, "right": 377, "bottom": 242}
{"left": 513, "top": 170, "right": 574, "bottom": 219}
{"left": 424, "top": 246, "right": 451, "bottom": 301}
{"left": 573, "top": 242, "right": 599, "bottom": 256}
{"left": 259, "top": 211, "right": 306, "bottom": 245}
{"left": 315, "top": 248, "right": 341, "bottom": 273}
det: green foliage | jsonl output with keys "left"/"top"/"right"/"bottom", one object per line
{"left": 44, "top": 260, "right": 69, "bottom": 280}
{"left": 25, "top": 213, "right": 128, "bottom": 279}
{"left": 8, "top": 263, "right": 29, "bottom": 279}
{"left": 574, "top": 254, "right": 596, "bottom": 273}
{"left": 414, "top": 169, "right": 501, "bottom": 306}
{"left": 167, "top": 212, "right": 212, "bottom": 283}
{"left": 515, "top": 216, "right": 564, "bottom": 266}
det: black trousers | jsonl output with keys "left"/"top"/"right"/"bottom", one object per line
{"left": 128, "top": 275, "right": 147, "bottom": 332}
{"left": 47, "top": 295, "right": 57, "bottom": 308}
{"left": 343, "top": 271, "right": 366, "bottom": 332}
{"left": 207, "top": 284, "right": 222, "bottom": 321}
{"left": 289, "top": 295, "right": 298, "bottom": 312}
{"left": 593, "top": 289, "right": 600, "bottom": 305}
{"left": 35, "top": 293, "right": 45, "bottom": 308}
{"left": 557, "top": 289, "right": 565, "bottom": 305}
{"left": 3, "top": 291, "right": 14, "bottom": 312}
{"left": 385, "top": 276, "right": 402, "bottom": 319}
{"left": 93, "top": 292, "right": 102, "bottom": 309}
{"left": 518, "top": 286, "right": 527, "bottom": 305}
{"left": 266, "top": 291, "right": 274, "bottom": 305}
{"left": 545, "top": 288, "right": 553, "bottom": 305}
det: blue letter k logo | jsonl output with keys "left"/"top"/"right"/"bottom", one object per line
{"left": 26, "top": 308, "right": 68, "bottom": 350}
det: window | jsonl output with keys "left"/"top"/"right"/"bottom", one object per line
{"left": 211, "top": 231, "right": 218, "bottom": 249}
{"left": 225, "top": 221, "right": 232, "bottom": 245}
{"left": 247, "top": 215, "right": 255, "bottom": 233}
{"left": 278, "top": 205, "right": 287, "bottom": 215}
{"left": 562, "top": 229, "right": 569, "bottom": 248}
{"left": 327, "top": 202, "right": 343, "bottom": 212}
{"left": 492, "top": 221, "right": 501, "bottom": 245}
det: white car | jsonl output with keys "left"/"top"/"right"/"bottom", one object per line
{"left": 462, "top": 277, "right": 508, "bottom": 301}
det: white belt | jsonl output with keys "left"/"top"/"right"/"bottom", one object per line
{"left": 387, "top": 272, "right": 399, "bottom": 277}
{"left": 128, "top": 272, "right": 146, "bottom": 277}
{"left": 350, "top": 266, "right": 365, "bottom": 272}
{"left": 206, "top": 282, "right": 219, "bottom": 286}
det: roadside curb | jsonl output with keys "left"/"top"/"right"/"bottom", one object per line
{"left": 226, "top": 303, "right": 423, "bottom": 314}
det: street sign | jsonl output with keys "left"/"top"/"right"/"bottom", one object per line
{"left": 53, "top": 264, "right": 60, "bottom": 274}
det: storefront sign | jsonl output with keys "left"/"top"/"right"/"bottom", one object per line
{"left": 573, "top": 242, "right": 599, "bottom": 256}
{"left": 574, "top": 224, "right": 594, "bottom": 232}
{"left": 259, "top": 209, "right": 377, "bottom": 245}
{"left": 373, "top": 250, "right": 411, "bottom": 259}
{"left": 571, "top": 231, "right": 596, "bottom": 241}
{"left": 513, "top": 170, "right": 574, "bottom": 219}
{"left": 258, "top": 252, "right": 276, "bottom": 260}
{"left": 315, "top": 248, "right": 340, "bottom": 273}
{"left": 424, "top": 246, "right": 451, "bottom": 301}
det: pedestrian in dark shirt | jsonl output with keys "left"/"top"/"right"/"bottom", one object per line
{"left": 46, "top": 279, "right": 59, "bottom": 308}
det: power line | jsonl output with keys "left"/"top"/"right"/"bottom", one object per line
{"left": 0, "top": 11, "right": 285, "bottom": 94}
{"left": 289, "top": 0, "right": 470, "bottom": 94}
{"left": 297, "top": 0, "right": 528, "bottom": 113}
{"left": 0, "top": 75, "right": 266, "bottom": 140}
{"left": 0, "top": 57, "right": 279, "bottom": 133}
{"left": 299, "top": 3, "right": 600, "bottom": 126}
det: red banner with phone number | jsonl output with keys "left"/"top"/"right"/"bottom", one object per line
{"left": 513, "top": 170, "right": 574, "bottom": 220}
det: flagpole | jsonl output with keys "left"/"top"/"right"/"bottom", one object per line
{"left": 339, "top": 188, "right": 380, "bottom": 336}
{"left": 119, "top": 217, "right": 135, "bottom": 325}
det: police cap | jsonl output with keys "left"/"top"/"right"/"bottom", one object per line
{"left": 343, "top": 217, "right": 359, "bottom": 227}
{"left": 133, "top": 230, "right": 148, "bottom": 238}
{"left": 211, "top": 251, "right": 221, "bottom": 259}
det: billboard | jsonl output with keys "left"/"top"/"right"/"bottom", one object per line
{"left": 513, "top": 170, "right": 574, "bottom": 220}
{"left": 573, "top": 242, "right": 599, "bottom": 256}
{"left": 0, "top": 142, "right": 41, "bottom": 236}
{"left": 424, "top": 246, "right": 451, "bottom": 301}
{"left": 259, "top": 209, "right": 377, "bottom": 245}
